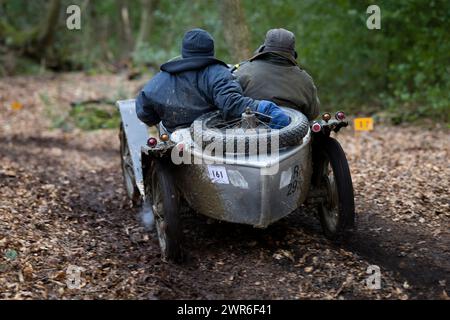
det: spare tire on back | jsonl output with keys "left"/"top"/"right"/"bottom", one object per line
{"left": 189, "top": 107, "right": 310, "bottom": 155}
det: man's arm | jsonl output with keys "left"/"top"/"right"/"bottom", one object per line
{"left": 135, "top": 88, "right": 161, "bottom": 127}
{"left": 206, "top": 66, "right": 259, "bottom": 120}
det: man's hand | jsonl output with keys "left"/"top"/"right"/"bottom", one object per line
{"left": 257, "top": 100, "right": 290, "bottom": 129}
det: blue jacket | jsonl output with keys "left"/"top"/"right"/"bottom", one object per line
{"left": 136, "top": 58, "right": 259, "bottom": 132}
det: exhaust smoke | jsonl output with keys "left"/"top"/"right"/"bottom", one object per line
{"left": 140, "top": 200, "right": 155, "bottom": 231}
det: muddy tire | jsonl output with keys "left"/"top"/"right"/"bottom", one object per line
{"left": 190, "top": 107, "right": 309, "bottom": 154}
{"left": 316, "top": 137, "right": 355, "bottom": 240}
{"left": 145, "top": 159, "right": 183, "bottom": 263}
{"left": 119, "top": 123, "right": 141, "bottom": 206}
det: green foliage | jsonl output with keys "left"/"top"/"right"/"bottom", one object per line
{"left": 40, "top": 93, "right": 119, "bottom": 131}
{"left": 243, "top": 0, "right": 449, "bottom": 123}
{"left": 4, "top": 0, "right": 449, "bottom": 124}
{"left": 69, "top": 104, "right": 120, "bottom": 130}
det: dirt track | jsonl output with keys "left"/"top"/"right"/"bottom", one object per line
{"left": 0, "top": 74, "right": 448, "bottom": 299}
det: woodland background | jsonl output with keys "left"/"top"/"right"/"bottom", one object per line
{"left": 0, "top": 1, "right": 449, "bottom": 300}
{"left": 0, "top": 0, "right": 449, "bottom": 123}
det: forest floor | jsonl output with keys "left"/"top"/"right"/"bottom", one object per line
{"left": 0, "top": 73, "right": 448, "bottom": 299}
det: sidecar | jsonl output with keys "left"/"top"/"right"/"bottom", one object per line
{"left": 117, "top": 99, "right": 355, "bottom": 262}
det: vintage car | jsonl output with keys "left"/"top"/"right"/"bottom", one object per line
{"left": 118, "top": 99, "right": 355, "bottom": 262}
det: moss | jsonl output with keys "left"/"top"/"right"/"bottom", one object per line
{"left": 69, "top": 104, "right": 120, "bottom": 130}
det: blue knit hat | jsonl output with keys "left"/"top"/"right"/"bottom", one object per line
{"left": 181, "top": 28, "right": 215, "bottom": 58}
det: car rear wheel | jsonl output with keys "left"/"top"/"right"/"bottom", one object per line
{"left": 145, "top": 159, "right": 183, "bottom": 263}
{"left": 316, "top": 137, "right": 355, "bottom": 240}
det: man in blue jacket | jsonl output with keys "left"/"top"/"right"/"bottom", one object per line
{"left": 136, "top": 28, "right": 289, "bottom": 132}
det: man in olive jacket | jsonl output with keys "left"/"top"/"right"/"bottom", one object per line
{"left": 234, "top": 28, "right": 320, "bottom": 120}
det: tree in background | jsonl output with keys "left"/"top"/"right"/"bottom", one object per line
{"left": 118, "top": 0, "right": 134, "bottom": 61}
{"left": 0, "top": 0, "right": 448, "bottom": 123}
{"left": 135, "top": 0, "right": 160, "bottom": 52}
{"left": 218, "top": 0, "right": 251, "bottom": 62}
{"left": 0, "top": 0, "right": 61, "bottom": 66}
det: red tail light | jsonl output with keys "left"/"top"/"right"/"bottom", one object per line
{"left": 311, "top": 122, "right": 322, "bottom": 133}
{"left": 147, "top": 137, "right": 158, "bottom": 147}
{"left": 335, "top": 111, "right": 346, "bottom": 121}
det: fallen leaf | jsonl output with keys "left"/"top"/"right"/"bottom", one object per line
{"left": 304, "top": 266, "right": 314, "bottom": 273}
{"left": 11, "top": 101, "right": 23, "bottom": 111}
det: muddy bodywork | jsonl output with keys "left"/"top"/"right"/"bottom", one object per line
{"left": 119, "top": 99, "right": 312, "bottom": 228}
{"left": 142, "top": 127, "right": 312, "bottom": 228}
{"left": 116, "top": 100, "right": 149, "bottom": 196}
{"left": 173, "top": 134, "right": 311, "bottom": 228}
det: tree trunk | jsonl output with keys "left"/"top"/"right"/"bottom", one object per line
{"left": 118, "top": 0, "right": 134, "bottom": 61}
{"left": 218, "top": 0, "right": 251, "bottom": 62}
{"left": 35, "top": 0, "right": 61, "bottom": 52}
{"left": 135, "top": 0, "right": 159, "bottom": 51}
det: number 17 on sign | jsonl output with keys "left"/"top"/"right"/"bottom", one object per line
{"left": 353, "top": 117, "right": 374, "bottom": 160}
{"left": 354, "top": 118, "right": 374, "bottom": 131}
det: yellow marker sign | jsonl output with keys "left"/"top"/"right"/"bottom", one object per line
{"left": 354, "top": 117, "right": 374, "bottom": 131}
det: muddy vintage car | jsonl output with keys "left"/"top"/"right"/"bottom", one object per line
{"left": 118, "top": 100, "right": 355, "bottom": 262}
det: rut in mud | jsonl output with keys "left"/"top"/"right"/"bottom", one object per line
{"left": 0, "top": 74, "right": 448, "bottom": 299}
